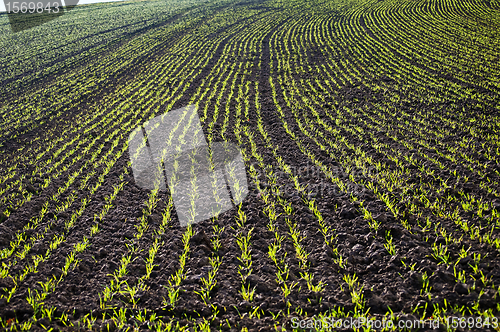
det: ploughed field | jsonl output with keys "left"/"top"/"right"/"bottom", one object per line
{"left": 1, "top": 0, "right": 500, "bottom": 330}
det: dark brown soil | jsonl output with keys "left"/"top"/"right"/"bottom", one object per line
{"left": 1, "top": 0, "right": 500, "bottom": 330}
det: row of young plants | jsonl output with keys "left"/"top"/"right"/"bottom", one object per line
{"left": 265, "top": 4, "right": 500, "bottom": 327}
{"left": 167, "top": 8, "right": 342, "bottom": 328}
{"left": 0, "top": 0, "right": 242, "bottom": 266}
{"left": 183, "top": 13, "right": 283, "bottom": 328}
{"left": 274, "top": 3, "right": 500, "bottom": 246}
{"left": 71, "top": 6, "right": 271, "bottom": 329}
{"left": 73, "top": 4, "right": 260, "bottom": 329}
{"left": 0, "top": 3, "right": 250, "bottom": 328}
{"left": 0, "top": 0, "right": 208, "bottom": 129}
{"left": 0, "top": 0, "right": 235, "bottom": 200}
{"left": 2, "top": 0, "right": 500, "bottom": 329}
{"left": 221, "top": 10, "right": 358, "bottom": 325}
